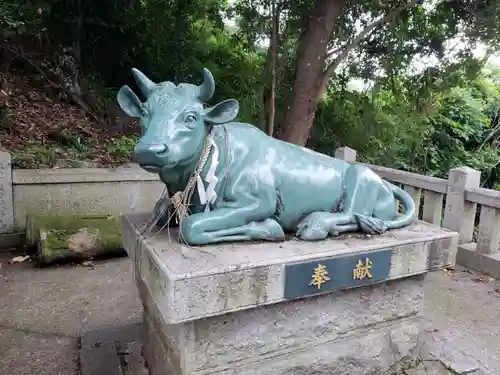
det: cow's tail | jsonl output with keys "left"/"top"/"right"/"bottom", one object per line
{"left": 353, "top": 183, "right": 416, "bottom": 235}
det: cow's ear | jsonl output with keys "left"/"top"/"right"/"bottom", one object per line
{"left": 117, "top": 86, "right": 142, "bottom": 118}
{"left": 203, "top": 99, "right": 239, "bottom": 124}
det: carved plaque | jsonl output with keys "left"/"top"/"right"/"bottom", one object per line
{"left": 284, "top": 249, "right": 392, "bottom": 300}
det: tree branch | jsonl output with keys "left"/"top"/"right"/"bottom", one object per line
{"left": 2, "top": 44, "right": 103, "bottom": 125}
{"left": 2, "top": 45, "right": 61, "bottom": 89}
{"left": 318, "top": 0, "right": 421, "bottom": 98}
{"left": 375, "top": 0, "right": 394, "bottom": 8}
{"left": 326, "top": 45, "right": 343, "bottom": 59}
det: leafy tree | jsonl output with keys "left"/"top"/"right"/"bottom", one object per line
{"left": 309, "top": 63, "right": 500, "bottom": 188}
{"left": 2, "top": 0, "right": 500, "bottom": 189}
{"left": 233, "top": 0, "right": 500, "bottom": 145}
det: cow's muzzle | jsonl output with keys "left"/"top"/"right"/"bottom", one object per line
{"left": 133, "top": 143, "right": 171, "bottom": 171}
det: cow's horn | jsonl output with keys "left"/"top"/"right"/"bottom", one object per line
{"left": 131, "top": 68, "right": 156, "bottom": 98}
{"left": 197, "top": 68, "right": 215, "bottom": 102}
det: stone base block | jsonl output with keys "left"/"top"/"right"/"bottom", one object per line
{"left": 122, "top": 213, "right": 458, "bottom": 375}
{"left": 141, "top": 276, "right": 423, "bottom": 375}
{"left": 456, "top": 243, "right": 500, "bottom": 279}
{"left": 143, "top": 318, "right": 421, "bottom": 375}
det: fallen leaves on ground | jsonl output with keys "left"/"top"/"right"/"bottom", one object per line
{"left": 0, "top": 72, "right": 139, "bottom": 168}
{"left": 472, "top": 275, "right": 494, "bottom": 283}
{"left": 442, "top": 265, "right": 456, "bottom": 276}
{"left": 9, "top": 255, "right": 30, "bottom": 264}
{"left": 81, "top": 260, "right": 94, "bottom": 268}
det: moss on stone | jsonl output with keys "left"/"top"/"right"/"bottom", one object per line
{"left": 26, "top": 215, "right": 122, "bottom": 247}
{"left": 25, "top": 214, "right": 124, "bottom": 264}
{"left": 44, "top": 229, "right": 73, "bottom": 249}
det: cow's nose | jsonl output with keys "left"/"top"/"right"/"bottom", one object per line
{"left": 148, "top": 144, "right": 168, "bottom": 155}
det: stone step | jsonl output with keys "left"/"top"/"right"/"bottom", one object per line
{"left": 401, "top": 328, "right": 489, "bottom": 375}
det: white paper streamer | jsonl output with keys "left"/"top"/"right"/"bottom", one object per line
{"left": 196, "top": 138, "right": 219, "bottom": 212}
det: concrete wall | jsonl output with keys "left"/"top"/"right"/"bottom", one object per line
{"left": 0, "top": 151, "right": 164, "bottom": 248}
{"left": 12, "top": 168, "right": 163, "bottom": 230}
{"left": 0, "top": 152, "right": 14, "bottom": 235}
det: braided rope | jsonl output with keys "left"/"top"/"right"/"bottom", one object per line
{"left": 139, "top": 128, "right": 216, "bottom": 246}
{"left": 170, "top": 129, "right": 215, "bottom": 226}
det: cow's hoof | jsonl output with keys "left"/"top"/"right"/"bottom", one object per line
{"left": 296, "top": 212, "right": 331, "bottom": 240}
{"left": 249, "top": 218, "right": 285, "bottom": 241}
{"left": 296, "top": 228, "right": 329, "bottom": 241}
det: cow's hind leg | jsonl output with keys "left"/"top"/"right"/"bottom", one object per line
{"left": 296, "top": 212, "right": 358, "bottom": 240}
{"left": 297, "top": 164, "right": 385, "bottom": 240}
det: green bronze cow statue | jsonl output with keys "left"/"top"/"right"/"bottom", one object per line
{"left": 117, "top": 67, "right": 416, "bottom": 245}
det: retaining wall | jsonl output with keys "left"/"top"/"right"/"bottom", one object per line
{"left": 0, "top": 151, "right": 163, "bottom": 248}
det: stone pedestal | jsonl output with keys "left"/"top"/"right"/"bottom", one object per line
{"left": 122, "top": 214, "right": 458, "bottom": 375}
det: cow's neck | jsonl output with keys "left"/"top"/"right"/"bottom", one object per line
{"left": 159, "top": 154, "right": 203, "bottom": 194}
{"left": 159, "top": 126, "right": 219, "bottom": 194}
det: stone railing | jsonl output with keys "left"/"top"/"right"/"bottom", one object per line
{"left": 335, "top": 146, "right": 500, "bottom": 279}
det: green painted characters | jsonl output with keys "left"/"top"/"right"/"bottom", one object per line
{"left": 117, "top": 67, "right": 415, "bottom": 245}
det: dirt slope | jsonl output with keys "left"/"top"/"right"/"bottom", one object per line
{"left": 0, "top": 72, "right": 138, "bottom": 169}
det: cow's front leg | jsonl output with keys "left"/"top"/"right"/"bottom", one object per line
{"left": 180, "top": 207, "right": 285, "bottom": 245}
{"left": 152, "top": 196, "right": 176, "bottom": 228}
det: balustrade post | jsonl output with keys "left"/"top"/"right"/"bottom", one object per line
{"left": 422, "top": 191, "right": 444, "bottom": 225}
{"left": 334, "top": 147, "right": 357, "bottom": 162}
{"left": 476, "top": 206, "right": 500, "bottom": 254}
{"left": 403, "top": 186, "right": 421, "bottom": 221}
{"left": 443, "top": 167, "right": 480, "bottom": 244}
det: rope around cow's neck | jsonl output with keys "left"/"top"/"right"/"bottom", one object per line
{"left": 170, "top": 128, "right": 215, "bottom": 226}
{"left": 138, "top": 128, "right": 216, "bottom": 245}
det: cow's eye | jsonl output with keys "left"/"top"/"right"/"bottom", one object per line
{"left": 185, "top": 114, "right": 197, "bottom": 123}
{"left": 140, "top": 108, "right": 148, "bottom": 117}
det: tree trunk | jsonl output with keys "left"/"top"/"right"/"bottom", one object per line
{"left": 267, "top": 0, "right": 279, "bottom": 137}
{"left": 258, "top": 47, "right": 273, "bottom": 128}
{"left": 280, "top": 0, "right": 346, "bottom": 146}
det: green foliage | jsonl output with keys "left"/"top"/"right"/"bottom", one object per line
{"left": 54, "top": 129, "right": 89, "bottom": 152}
{"left": 309, "top": 65, "right": 500, "bottom": 188}
{"left": 0, "top": 2, "right": 44, "bottom": 35}
{"left": 3, "top": 0, "right": 500, "bottom": 189}
{"left": 189, "top": 18, "right": 265, "bottom": 122}
{"left": 104, "top": 135, "right": 139, "bottom": 156}
{"left": 11, "top": 143, "right": 58, "bottom": 169}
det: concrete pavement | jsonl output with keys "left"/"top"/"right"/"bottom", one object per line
{"left": 422, "top": 268, "right": 500, "bottom": 374}
{"left": 0, "top": 251, "right": 141, "bottom": 375}
{"left": 1, "top": 249, "right": 500, "bottom": 375}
